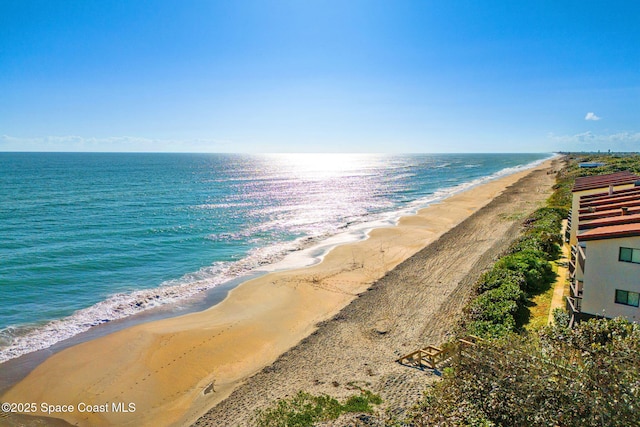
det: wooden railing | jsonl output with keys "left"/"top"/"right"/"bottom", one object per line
{"left": 566, "top": 296, "right": 581, "bottom": 314}
{"left": 577, "top": 245, "right": 586, "bottom": 272}
{"left": 566, "top": 296, "right": 581, "bottom": 328}
{"left": 570, "top": 279, "right": 583, "bottom": 298}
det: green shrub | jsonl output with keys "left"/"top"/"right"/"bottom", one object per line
{"left": 512, "top": 232, "right": 561, "bottom": 260}
{"left": 494, "top": 250, "right": 554, "bottom": 293}
{"left": 467, "top": 318, "right": 516, "bottom": 338}
{"left": 254, "top": 392, "right": 341, "bottom": 427}
{"left": 552, "top": 308, "right": 570, "bottom": 328}
{"left": 528, "top": 207, "right": 565, "bottom": 230}
{"left": 512, "top": 207, "right": 565, "bottom": 260}
{"left": 476, "top": 268, "right": 527, "bottom": 293}
{"left": 343, "top": 390, "right": 382, "bottom": 413}
{"left": 254, "top": 389, "right": 382, "bottom": 427}
{"left": 469, "top": 283, "right": 525, "bottom": 322}
{"left": 467, "top": 281, "right": 526, "bottom": 338}
{"left": 508, "top": 235, "right": 547, "bottom": 257}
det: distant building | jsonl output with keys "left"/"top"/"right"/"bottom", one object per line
{"left": 579, "top": 162, "right": 606, "bottom": 168}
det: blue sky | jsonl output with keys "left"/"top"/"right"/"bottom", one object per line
{"left": 1, "top": 1, "right": 638, "bottom": 153}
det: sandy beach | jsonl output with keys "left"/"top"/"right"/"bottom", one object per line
{"left": 1, "top": 158, "right": 559, "bottom": 427}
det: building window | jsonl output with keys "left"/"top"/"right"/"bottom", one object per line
{"left": 619, "top": 247, "right": 640, "bottom": 264}
{"left": 615, "top": 289, "right": 640, "bottom": 307}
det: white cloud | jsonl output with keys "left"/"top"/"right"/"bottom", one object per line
{"left": 584, "top": 112, "right": 601, "bottom": 121}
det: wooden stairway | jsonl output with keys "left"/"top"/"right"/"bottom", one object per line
{"left": 396, "top": 335, "right": 482, "bottom": 370}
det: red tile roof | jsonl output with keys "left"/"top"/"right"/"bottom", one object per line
{"left": 572, "top": 171, "right": 640, "bottom": 192}
{"left": 581, "top": 186, "right": 640, "bottom": 202}
{"left": 579, "top": 199, "right": 640, "bottom": 214}
{"left": 578, "top": 222, "right": 640, "bottom": 241}
{"left": 579, "top": 206, "right": 640, "bottom": 222}
{"left": 579, "top": 213, "right": 640, "bottom": 230}
{"left": 581, "top": 193, "right": 640, "bottom": 208}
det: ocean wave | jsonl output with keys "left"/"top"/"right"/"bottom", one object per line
{"left": 0, "top": 234, "right": 330, "bottom": 364}
{"left": 193, "top": 202, "right": 254, "bottom": 210}
{"left": 205, "top": 230, "right": 254, "bottom": 241}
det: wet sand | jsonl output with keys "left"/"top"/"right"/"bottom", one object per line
{"left": 1, "top": 159, "right": 558, "bottom": 427}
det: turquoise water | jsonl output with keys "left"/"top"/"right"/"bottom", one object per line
{"left": 0, "top": 152, "right": 550, "bottom": 361}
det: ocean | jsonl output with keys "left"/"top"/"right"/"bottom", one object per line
{"left": 0, "top": 152, "right": 551, "bottom": 363}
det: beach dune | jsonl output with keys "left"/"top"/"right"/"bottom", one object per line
{"left": 1, "top": 159, "right": 557, "bottom": 426}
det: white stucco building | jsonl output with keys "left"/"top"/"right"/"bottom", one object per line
{"left": 567, "top": 174, "right": 640, "bottom": 325}
{"left": 576, "top": 225, "right": 640, "bottom": 322}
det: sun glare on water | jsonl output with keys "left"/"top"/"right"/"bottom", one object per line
{"left": 265, "top": 153, "right": 377, "bottom": 180}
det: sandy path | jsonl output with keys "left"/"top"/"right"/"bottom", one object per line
{"left": 193, "top": 160, "right": 558, "bottom": 426}
{"left": 1, "top": 159, "right": 558, "bottom": 427}
{"left": 548, "top": 220, "right": 570, "bottom": 324}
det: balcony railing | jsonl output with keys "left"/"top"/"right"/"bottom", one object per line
{"left": 577, "top": 245, "right": 586, "bottom": 273}
{"left": 570, "top": 280, "right": 583, "bottom": 298}
{"left": 566, "top": 296, "right": 582, "bottom": 314}
{"left": 566, "top": 296, "right": 582, "bottom": 328}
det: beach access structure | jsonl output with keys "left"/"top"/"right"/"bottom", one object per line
{"left": 396, "top": 336, "right": 483, "bottom": 370}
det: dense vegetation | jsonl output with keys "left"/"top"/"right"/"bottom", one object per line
{"left": 464, "top": 206, "right": 563, "bottom": 338}
{"left": 411, "top": 316, "right": 640, "bottom": 426}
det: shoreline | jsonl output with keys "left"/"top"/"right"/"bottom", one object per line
{"left": 0, "top": 156, "right": 552, "bottom": 368}
{"left": 0, "top": 155, "right": 552, "bottom": 369}
{"left": 1, "top": 159, "right": 557, "bottom": 427}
